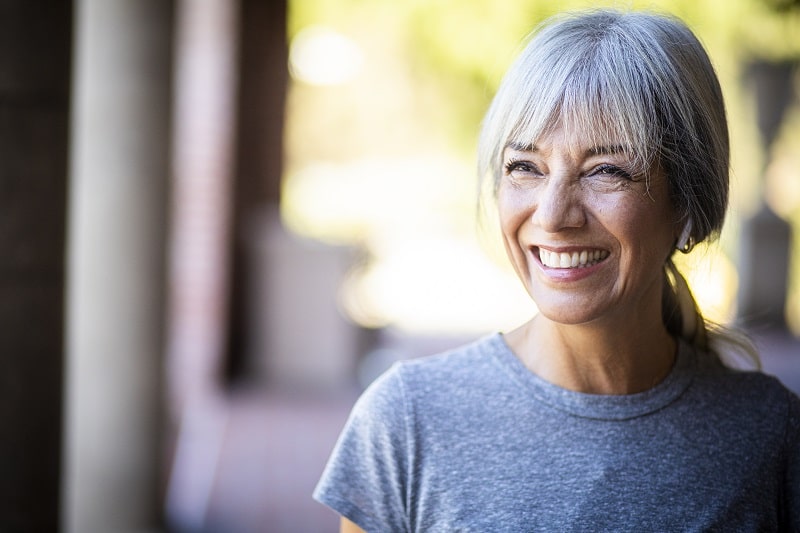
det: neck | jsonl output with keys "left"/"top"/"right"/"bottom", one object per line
{"left": 506, "top": 312, "right": 677, "bottom": 395}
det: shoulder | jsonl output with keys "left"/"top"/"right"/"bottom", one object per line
{"left": 695, "top": 354, "right": 796, "bottom": 404}
{"left": 690, "top": 353, "right": 800, "bottom": 440}
{"left": 353, "top": 333, "right": 511, "bottom": 423}
{"left": 387, "top": 333, "right": 512, "bottom": 401}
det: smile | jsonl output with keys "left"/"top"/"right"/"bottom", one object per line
{"left": 538, "top": 248, "right": 609, "bottom": 269}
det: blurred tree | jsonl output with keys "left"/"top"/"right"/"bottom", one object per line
{"left": 764, "top": 0, "right": 800, "bottom": 11}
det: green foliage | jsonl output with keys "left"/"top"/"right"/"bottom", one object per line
{"left": 288, "top": 0, "right": 799, "bottom": 156}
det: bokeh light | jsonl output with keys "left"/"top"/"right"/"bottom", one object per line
{"left": 289, "top": 26, "right": 363, "bottom": 86}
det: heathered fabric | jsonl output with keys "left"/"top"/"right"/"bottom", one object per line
{"left": 314, "top": 334, "right": 800, "bottom": 532}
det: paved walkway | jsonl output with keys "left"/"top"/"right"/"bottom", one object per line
{"left": 201, "top": 388, "right": 357, "bottom": 533}
{"left": 191, "top": 330, "right": 799, "bottom": 533}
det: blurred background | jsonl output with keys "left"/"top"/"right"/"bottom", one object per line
{"left": 2, "top": 0, "right": 799, "bottom": 531}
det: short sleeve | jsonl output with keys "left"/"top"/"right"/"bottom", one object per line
{"left": 313, "top": 364, "right": 411, "bottom": 533}
{"left": 783, "top": 389, "right": 800, "bottom": 530}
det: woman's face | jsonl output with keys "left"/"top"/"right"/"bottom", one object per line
{"left": 498, "top": 126, "right": 679, "bottom": 326}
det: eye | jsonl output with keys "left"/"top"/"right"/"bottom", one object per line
{"left": 504, "top": 159, "right": 542, "bottom": 176}
{"left": 590, "top": 164, "right": 633, "bottom": 180}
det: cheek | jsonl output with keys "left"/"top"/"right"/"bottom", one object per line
{"left": 497, "top": 185, "right": 533, "bottom": 233}
{"left": 610, "top": 200, "right": 675, "bottom": 262}
{"left": 497, "top": 186, "right": 537, "bottom": 282}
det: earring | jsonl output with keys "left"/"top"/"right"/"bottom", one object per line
{"left": 677, "top": 218, "right": 693, "bottom": 253}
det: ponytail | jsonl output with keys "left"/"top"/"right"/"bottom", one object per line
{"left": 663, "top": 260, "right": 761, "bottom": 370}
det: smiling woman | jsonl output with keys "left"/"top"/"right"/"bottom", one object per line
{"left": 497, "top": 130, "right": 677, "bottom": 369}
{"left": 314, "top": 9, "right": 800, "bottom": 532}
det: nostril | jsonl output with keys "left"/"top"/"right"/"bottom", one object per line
{"left": 530, "top": 185, "right": 585, "bottom": 231}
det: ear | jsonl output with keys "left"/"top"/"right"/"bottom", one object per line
{"left": 676, "top": 218, "right": 693, "bottom": 253}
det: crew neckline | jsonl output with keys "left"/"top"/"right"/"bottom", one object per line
{"left": 488, "top": 333, "right": 695, "bottom": 421}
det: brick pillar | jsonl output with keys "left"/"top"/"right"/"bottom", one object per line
{"left": 164, "top": 0, "right": 239, "bottom": 527}
{"left": 737, "top": 60, "right": 796, "bottom": 329}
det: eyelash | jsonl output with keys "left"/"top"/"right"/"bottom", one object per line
{"left": 504, "top": 159, "right": 538, "bottom": 174}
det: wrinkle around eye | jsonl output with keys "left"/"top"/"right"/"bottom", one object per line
{"left": 586, "top": 179, "right": 632, "bottom": 194}
{"left": 582, "top": 171, "right": 644, "bottom": 195}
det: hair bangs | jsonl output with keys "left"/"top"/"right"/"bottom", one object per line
{"left": 558, "top": 53, "right": 659, "bottom": 180}
{"left": 486, "top": 26, "right": 662, "bottom": 191}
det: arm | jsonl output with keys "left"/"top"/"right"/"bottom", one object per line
{"left": 341, "top": 516, "right": 366, "bottom": 533}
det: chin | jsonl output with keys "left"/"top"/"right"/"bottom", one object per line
{"left": 536, "top": 307, "right": 601, "bottom": 326}
{"left": 529, "top": 292, "right": 607, "bottom": 326}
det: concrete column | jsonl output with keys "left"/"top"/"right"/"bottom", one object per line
{"left": 64, "top": 0, "right": 173, "bottom": 531}
{"left": 0, "top": 2, "right": 72, "bottom": 531}
{"left": 737, "top": 60, "right": 796, "bottom": 329}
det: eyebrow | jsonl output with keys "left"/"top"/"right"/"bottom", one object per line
{"left": 505, "top": 141, "right": 535, "bottom": 152}
{"left": 504, "top": 142, "right": 628, "bottom": 156}
{"left": 587, "top": 145, "right": 627, "bottom": 156}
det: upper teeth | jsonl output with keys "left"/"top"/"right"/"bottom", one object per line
{"left": 539, "top": 248, "right": 608, "bottom": 269}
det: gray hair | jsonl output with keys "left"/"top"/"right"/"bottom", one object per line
{"left": 478, "top": 9, "right": 728, "bottom": 247}
{"left": 478, "top": 9, "right": 759, "bottom": 366}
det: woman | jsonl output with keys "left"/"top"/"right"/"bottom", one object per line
{"left": 314, "top": 9, "right": 800, "bottom": 531}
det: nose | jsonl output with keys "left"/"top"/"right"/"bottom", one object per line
{"left": 530, "top": 177, "right": 586, "bottom": 232}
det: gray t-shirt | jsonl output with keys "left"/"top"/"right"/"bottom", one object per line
{"left": 314, "top": 334, "right": 800, "bottom": 532}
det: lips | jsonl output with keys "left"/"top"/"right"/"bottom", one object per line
{"left": 538, "top": 247, "right": 609, "bottom": 269}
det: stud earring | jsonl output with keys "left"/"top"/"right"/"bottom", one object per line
{"left": 677, "top": 218, "right": 693, "bottom": 253}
